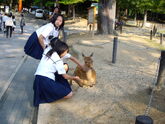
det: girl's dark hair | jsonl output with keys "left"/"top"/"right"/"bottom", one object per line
{"left": 46, "top": 38, "right": 69, "bottom": 57}
{"left": 50, "top": 14, "right": 64, "bottom": 30}
{"left": 12, "top": 15, "right": 15, "bottom": 19}
{"left": 54, "top": 6, "right": 61, "bottom": 14}
{"left": 8, "top": 12, "right": 12, "bottom": 17}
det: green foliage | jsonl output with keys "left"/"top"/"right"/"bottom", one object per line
{"left": 152, "top": 0, "right": 165, "bottom": 14}
{"left": 33, "top": 0, "right": 41, "bottom": 5}
{"left": 59, "top": 0, "right": 85, "bottom": 5}
{"left": 117, "top": 0, "right": 165, "bottom": 14}
{"left": 45, "top": 1, "right": 54, "bottom": 7}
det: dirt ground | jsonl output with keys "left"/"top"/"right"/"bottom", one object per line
{"left": 38, "top": 19, "right": 165, "bottom": 124}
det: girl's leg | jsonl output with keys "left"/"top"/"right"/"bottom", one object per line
{"left": 63, "top": 91, "right": 73, "bottom": 99}
{"left": 21, "top": 26, "right": 23, "bottom": 33}
{"left": 3, "top": 22, "right": 5, "bottom": 30}
{"left": 9, "top": 26, "right": 12, "bottom": 37}
{"left": 6, "top": 26, "right": 9, "bottom": 38}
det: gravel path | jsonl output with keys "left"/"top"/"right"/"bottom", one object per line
{"left": 38, "top": 19, "right": 165, "bottom": 124}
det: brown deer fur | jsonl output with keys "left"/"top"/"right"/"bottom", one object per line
{"left": 71, "top": 53, "right": 96, "bottom": 87}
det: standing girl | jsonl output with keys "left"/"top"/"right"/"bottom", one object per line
{"left": 24, "top": 14, "right": 64, "bottom": 60}
{"left": 49, "top": 6, "right": 60, "bottom": 20}
{"left": 5, "top": 13, "right": 14, "bottom": 38}
{"left": 33, "top": 38, "right": 84, "bottom": 106}
{"left": 20, "top": 14, "right": 25, "bottom": 33}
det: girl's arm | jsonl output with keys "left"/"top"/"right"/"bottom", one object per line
{"left": 38, "top": 34, "right": 45, "bottom": 49}
{"left": 62, "top": 74, "right": 81, "bottom": 82}
{"left": 70, "top": 56, "right": 83, "bottom": 68}
{"left": 69, "top": 56, "right": 87, "bottom": 71}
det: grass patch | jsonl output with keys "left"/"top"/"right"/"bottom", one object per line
{"left": 146, "top": 39, "right": 165, "bottom": 50}
{"left": 159, "top": 30, "right": 165, "bottom": 34}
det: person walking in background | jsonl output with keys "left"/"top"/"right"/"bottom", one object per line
{"left": 33, "top": 38, "right": 85, "bottom": 107}
{"left": 12, "top": 15, "right": 16, "bottom": 31}
{"left": 49, "top": 6, "right": 61, "bottom": 20}
{"left": 2, "top": 13, "right": 8, "bottom": 33}
{"left": 24, "top": 14, "right": 64, "bottom": 60}
{"left": 5, "top": 13, "right": 14, "bottom": 38}
{"left": 20, "top": 14, "right": 25, "bottom": 33}
{"left": 0, "top": 12, "right": 2, "bottom": 31}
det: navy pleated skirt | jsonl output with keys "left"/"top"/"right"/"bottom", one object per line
{"left": 24, "top": 32, "right": 43, "bottom": 60}
{"left": 33, "top": 74, "right": 72, "bottom": 106}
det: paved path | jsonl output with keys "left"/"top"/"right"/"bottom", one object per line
{"left": 0, "top": 15, "right": 40, "bottom": 124}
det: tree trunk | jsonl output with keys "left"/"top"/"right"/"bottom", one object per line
{"left": 134, "top": 13, "right": 137, "bottom": 22}
{"left": 116, "top": 6, "right": 120, "bottom": 19}
{"left": 142, "top": 10, "right": 147, "bottom": 27}
{"left": 54, "top": 0, "right": 59, "bottom": 7}
{"left": 10, "top": 0, "right": 13, "bottom": 9}
{"left": 72, "top": 5, "right": 75, "bottom": 20}
{"left": 67, "top": 5, "right": 71, "bottom": 17}
{"left": 97, "top": 0, "right": 116, "bottom": 34}
{"left": 134, "top": 12, "right": 137, "bottom": 25}
{"left": 124, "top": 9, "right": 128, "bottom": 17}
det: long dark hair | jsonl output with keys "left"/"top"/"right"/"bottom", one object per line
{"left": 46, "top": 38, "right": 69, "bottom": 58}
{"left": 50, "top": 14, "right": 64, "bottom": 30}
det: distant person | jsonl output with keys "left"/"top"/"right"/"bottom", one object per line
{"left": 12, "top": 15, "right": 16, "bottom": 31}
{"left": 0, "top": 12, "right": 2, "bottom": 31}
{"left": 2, "top": 13, "right": 8, "bottom": 33}
{"left": 20, "top": 14, "right": 25, "bottom": 33}
{"left": 5, "top": 13, "right": 14, "bottom": 38}
{"left": 49, "top": 6, "right": 61, "bottom": 20}
{"left": 24, "top": 14, "right": 64, "bottom": 60}
{"left": 33, "top": 39, "right": 86, "bottom": 107}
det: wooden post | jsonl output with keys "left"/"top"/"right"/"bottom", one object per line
{"left": 153, "top": 25, "right": 157, "bottom": 36}
{"left": 135, "top": 115, "right": 153, "bottom": 124}
{"left": 112, "top": 37, "right": 118, "bottom": 63}
{"left": 155, "top": 51, "right": 165, "bottom": 91}
{"left": 150, "top": 30, "right": 152, "bottom": 40}
{"left": 62, "top": 29, "right": 67, "bottom": 43}
{"left": 18, "top": 0, "right": 22, "bottom": 12}
{"left": 160, "top": 33, "right": 163, "bottom": 45}
{"left": 120, "top": 25, "right": 122, "bottom": 34}
{"left": 87, "top": 6, "right": 96, "bottom": 37}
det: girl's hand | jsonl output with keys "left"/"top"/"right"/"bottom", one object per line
{"left": 73, "top": 76, "right": 81, "bottom": 82}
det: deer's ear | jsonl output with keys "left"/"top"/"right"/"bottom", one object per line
{"left": 82, "top": 53, "right": 85, "bottom": 57}
{"left": 90, "top": 53, "right": 93, "bottom": 57}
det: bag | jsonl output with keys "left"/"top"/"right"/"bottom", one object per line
{"left": 5, "top": 19, "right": 13, "bottom": 26}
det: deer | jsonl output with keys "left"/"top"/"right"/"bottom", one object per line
{"left": 70, "top": 53, "right": 96, "bottom": 87}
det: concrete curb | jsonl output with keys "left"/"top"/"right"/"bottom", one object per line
{"left": 0, "top": 55, "right": 28, "bottom": 101}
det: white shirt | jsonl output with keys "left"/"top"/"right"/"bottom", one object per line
{"left": 5, "top": 17, "right": 14, "bottom": 26}
{"left": 3, "top": 15, "right": 9, "bottom": 22}
{"left": 35, "top": 46, "right": 71, "bottom": 81}
{"left": 36, "top": 23, "right": 59, "bottom": 45}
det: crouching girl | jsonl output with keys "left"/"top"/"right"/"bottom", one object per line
{"left": 33, "top": 38, "right": 84, "bottom": 106}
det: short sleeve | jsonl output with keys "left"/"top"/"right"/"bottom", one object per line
{"left": 61, "top": 53, "right": 71, "bottom": 60}
{"left": 41, "top": 24, "right": 54, "bottom": 38}
{"left": 55, "top": 60, "right": 66, "bottom": 74}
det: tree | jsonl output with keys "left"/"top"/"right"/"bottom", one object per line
{"left": 97, "top": 0, "right": 116, "bottom": 34}
{"left": 59, "top": 0, "right": 85, "bottom": 19}
{"left": 152, "top": 0, "right": 165, "bottom": 14}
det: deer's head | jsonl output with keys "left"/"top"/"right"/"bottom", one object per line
{"left": 82, "top": 53, "right": 94, "bottom": 68}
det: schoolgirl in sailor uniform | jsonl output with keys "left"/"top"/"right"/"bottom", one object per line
{"left": 33, "top": 38, "right": 85, "bottom": 106}
{"left": 24, "top": 14, "right": 64, "bottom": 60}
